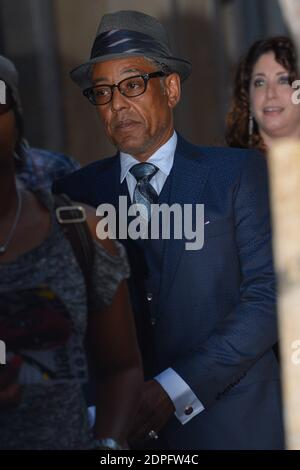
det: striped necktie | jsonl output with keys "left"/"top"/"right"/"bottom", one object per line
{"left": 130, "top": 162, "right": 158, "bottom": 221}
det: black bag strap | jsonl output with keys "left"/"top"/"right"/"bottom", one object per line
{"left": 53, "top": 193, "right": 94, "bottom": 285}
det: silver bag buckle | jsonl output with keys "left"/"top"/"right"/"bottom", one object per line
{"left": 56, "top": 205, "right": 87, "bottom": 224}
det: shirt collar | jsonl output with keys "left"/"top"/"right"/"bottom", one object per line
{"left": 120, "top": 131, "right": 177, "bottom": 183}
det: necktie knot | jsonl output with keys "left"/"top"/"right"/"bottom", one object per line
{"left": 130, "top": 162, "right": 158, "bottom": 181}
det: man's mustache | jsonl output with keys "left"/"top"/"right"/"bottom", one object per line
{"left": 111, "top": 117, "right": 141, "bottom": 130}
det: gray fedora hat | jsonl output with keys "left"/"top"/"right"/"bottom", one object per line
{"left": 70, "top": 10, "right": 192, "bottom": 89}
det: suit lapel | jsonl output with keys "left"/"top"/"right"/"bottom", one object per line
{"left": 158, "top": 136, "right": 210, "bottom": 315}
{"left": 93, "top": 153, "right": 121, "bottom": 207}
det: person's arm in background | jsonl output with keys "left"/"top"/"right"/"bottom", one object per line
{"left": 0, "top": 365, "right": 22, "bottom": 407}
{"left": 85, "top": 210, "right": 143, "bottom": 446}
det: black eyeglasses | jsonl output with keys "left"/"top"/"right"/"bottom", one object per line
{"left": 83, "top": 71, "right": 166, "bottom": 106}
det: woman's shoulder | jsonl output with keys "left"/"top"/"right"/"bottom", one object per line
{"left": 78, "top": 202, "right": 118, "bottom": 257}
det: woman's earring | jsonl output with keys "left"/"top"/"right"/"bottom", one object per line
{"left": 248, "top": 113, "right": 254, "bottom": 136}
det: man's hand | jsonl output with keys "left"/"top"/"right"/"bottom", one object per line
{"left": 129, "top": 379, "right": 175, "bottom": 441}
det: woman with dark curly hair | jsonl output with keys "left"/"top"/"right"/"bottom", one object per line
{"left": 225, "top": 36, "right": 300, "bottom": 153}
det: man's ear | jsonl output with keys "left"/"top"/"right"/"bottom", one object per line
{"left": 164, "top": 73, "right": 181, "bottom": 108}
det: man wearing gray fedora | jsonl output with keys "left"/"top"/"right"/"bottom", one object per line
{"left": 54, "top": 10, "right": 284, "bottom": 449}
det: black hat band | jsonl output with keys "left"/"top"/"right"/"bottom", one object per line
{"left": 91, "top": 29, "right": 169, "bottom": 60}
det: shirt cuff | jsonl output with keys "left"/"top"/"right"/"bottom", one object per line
{"left": 155, "top": 368, "right": 205, "bottom": 424}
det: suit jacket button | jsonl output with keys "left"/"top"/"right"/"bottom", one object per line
{"left": 150, "top": 317, "right": 156, "bottom": 326}
{"left": 147, "top": 293, "right": 153, "bottom": 302}
{"left": 184, "top": 406, "right": 193, "bottom": 416}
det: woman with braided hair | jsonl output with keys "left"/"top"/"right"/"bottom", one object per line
{"left": 0, "top": 55, "right": 142, "bottom": 450}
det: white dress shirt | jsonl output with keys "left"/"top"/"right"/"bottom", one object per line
{"left": 120, "top": 131, "right": 204, "bottom": 424}
{"left": 120, "top": 131, "right": 177, "bottom": 197}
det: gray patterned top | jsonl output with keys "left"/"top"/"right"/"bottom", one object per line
{"left": 0, "top": 191, "right": 130, "bottom": 449}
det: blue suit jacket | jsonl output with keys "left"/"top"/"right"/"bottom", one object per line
{"left": 53, "top": 135, "right": 284, "bottom": 449}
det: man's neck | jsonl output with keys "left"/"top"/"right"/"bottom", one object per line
{"left": 121, "top": 129, "right": 175, "bottom": 162}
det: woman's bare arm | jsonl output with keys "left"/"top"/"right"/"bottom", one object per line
{"left": 83, "top": 204, "right": 143, "bottom": 444}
